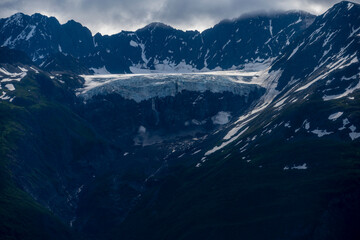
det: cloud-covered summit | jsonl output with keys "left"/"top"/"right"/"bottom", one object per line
{"left": 0, "top": 0, "right": 358, "bottom": 35}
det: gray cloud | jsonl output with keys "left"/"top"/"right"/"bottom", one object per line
{"left": 0, "top": 0, "right": 358, "bottom": 35}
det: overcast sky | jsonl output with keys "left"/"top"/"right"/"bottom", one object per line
{"left": 0, "top": 0, "right": 359, "bottom": 35}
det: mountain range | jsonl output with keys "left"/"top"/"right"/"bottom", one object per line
{"left": 0, "top": 10, "right": 315, "bottom": 73}
{"left": 0, "top": 1, "right": 360, "bottom": 240}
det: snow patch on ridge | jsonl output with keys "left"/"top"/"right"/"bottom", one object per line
{"left": 130, "top": 40, "right": 139, "bottom": 47}
{"left": 311, "top": 129, "right": 333, "bottom": 137}
{"left": 90, "top": 66, "right": 111, "bottom": 75}
{"left": 349, "top": 125, "right": 360, "bottom": 140}
{"left": 323, "top": 80, "right": 360, "bottom": 101}
{"left": 205, "top": 127, "right": 249, "bottom": 156}
{"left": 328, "top": 112, "right": 343, "bottom": 121}
{"left": 284, "top": 163, "right": 308, "bottom": 170}
{"left": 26, "top": 25, "right": 36, "bottom": 41}
{"left": 201, "top": 68, "right": 283, "bottom": 158}
{"left": 5, "top": 84, "right": 15, "bottom": 91}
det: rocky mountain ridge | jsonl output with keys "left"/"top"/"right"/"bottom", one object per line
{"left": 0, "top": 11, "right": 315, "bottom": 73}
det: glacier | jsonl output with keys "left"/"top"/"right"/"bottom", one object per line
{"left": 78, "top": 71, "right": 264, "bottom": 103}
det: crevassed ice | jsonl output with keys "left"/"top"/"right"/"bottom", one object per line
{"left": 78, "top": 71, "right": 264, "bottom": 103}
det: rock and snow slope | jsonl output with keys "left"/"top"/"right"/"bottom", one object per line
{"left": 1, "top": 2, "right": 360, "bottom": 240}
{"left": 194, "top": 1, "right": 360, "bottom": 161}
{"left": 0, "top": 11, "right": 315, "bottom": 73}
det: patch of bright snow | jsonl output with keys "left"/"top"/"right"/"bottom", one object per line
{"left": 211, "top": 111, "right": 231, "bottom": 125}
{"left": 30, "top": 67, "right": 39, "bottom": 74}
{"left": 284, "top": 163, "right": 308, "bottom": 170}
{"left": 349, "top": 132, "right": 360, "bottom": 140}
{"left": 5, "top": 84, "right": 15, "bottom": 91}
{"left": 323, "top": 80, "right": 360, "bottom": 101}
{"left": 303, "top": 120, "right": 310, "bottom": 130}
{"left": 339, "top": 118, "right": 350, "bottom": 130}
{"left": 138, "top": 126, "right": 146, "bottom": 134}
{"left": 18, "top": 66, "right": 28, "bottom": 72}
{"left": 328, "top": 112, "right": 343, "bottom": 121}
{"left": 0, "top": 91, "right": 9, "bottom": 100}
{"left": 349, "top": 125, "right": 356, "bottom": 132}
{"left": 129, "top": 40, "right": 138, "bottom": 47}
{"left": 273, "top": 96, "right": 289, "bottom": 108}
{"left": 26, "top": 25, "right": 36, "bottom": 41}
{"left": 191, "top": 150, "right": 201, "bottom": 155}
{"left": 349, "top": 125, "right": 360, "bottom": 140}
{"left": 205, "top": 127, "right": 249, "bottom": 156}
{"left": 311, "top": 129, "right": 333, "bottom": 137}
{"left": 0, "top": 68, "right": 27, "bottom": 79}
{"left": 90, "top": 66, "right": 111, "bottom": 75}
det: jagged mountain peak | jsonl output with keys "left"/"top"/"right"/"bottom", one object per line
{"left": 63, "top": 19, "right": 90, "bottom": 30}
{"left": 1, "top": 12, "right": 25, "bottom": 23}
{"left": 0, "top": 10, "right": 317, "bottom": 73}
{"left": 0, "top": 12, "right": 96, "bottom": 63}
{"left": 269, "top": 0, "right": 360, "bottom": 68}
{"left": 271, "top": 0, "right": 360, "bottom": 92}
{"left": 3, "top": 12, "right": 60, "bottom": 26}
{"left": 137, "top": 22, "right": 176, "bottom": 33}
{"left": 321, "top": 0, "right": 360, "bottom": 19}
{"left": 331, "top": 0, "right": 359, "bottom": 9}
{"left": 0, "top": 12, "right": 28, "bottom": 31}
{"left": 30, "top": 12, "right": 52, "bottom": 21}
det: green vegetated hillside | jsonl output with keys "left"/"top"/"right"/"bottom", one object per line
{"left": 0, "top": 73, "right": 77, "bottom": 239}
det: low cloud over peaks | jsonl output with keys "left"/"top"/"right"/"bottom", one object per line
{"left": 0, "top": 0, "right": 358, "bottom": 35}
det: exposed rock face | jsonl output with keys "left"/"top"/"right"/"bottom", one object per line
{"left": 0, "top": 11, "right": 315, "bottom": 73}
